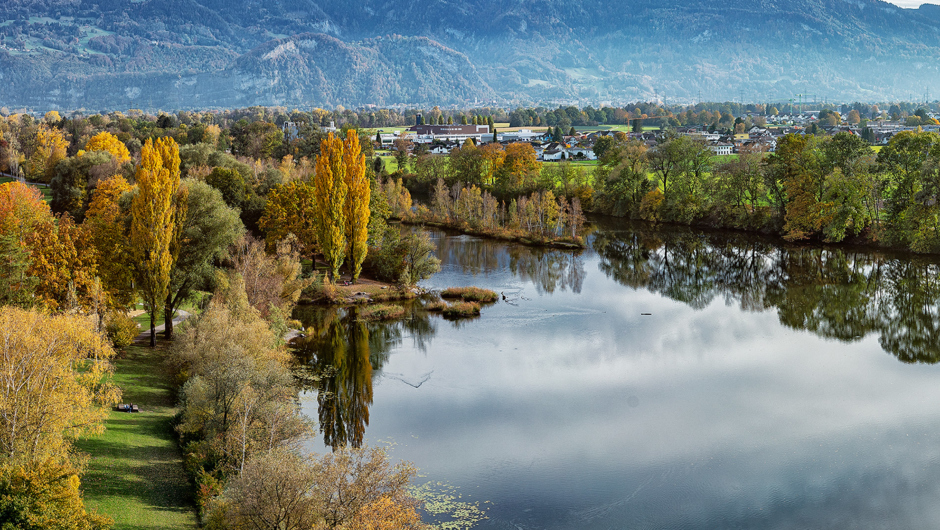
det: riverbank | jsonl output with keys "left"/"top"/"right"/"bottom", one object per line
{"left": 300, "top": 274, "right": 420, "bottom": 305}
{"left": 400, "top": 217, "right": 585, "bottom": 250}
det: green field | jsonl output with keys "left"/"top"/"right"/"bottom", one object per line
{"left": 74, "top": 342, "right": 197, "bottom": 530}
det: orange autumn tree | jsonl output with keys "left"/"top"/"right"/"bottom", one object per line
{"left": 130, "top": 138, "right": 186, "bottom": 347}
{"left": 0, "top": 181, "right": 51, "bottom": 240}
{"left": 496, "top": 142, "right": 541, "bottom": 193}
{"left": 343, "top": 132, "right": 370, "bottom": 282}
{"left": 0, "top": 182, "right": 52, "bottom": 306}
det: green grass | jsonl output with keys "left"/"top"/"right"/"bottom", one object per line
{"left": 567, "top": 159, "right": 599, "bottom": 167}
{"left": 132, "top": 310, "right": 165, "bottom": 329}
{"left": 74, "top": 342, "right": 197, "bottom": 530}
{"left": 377, "top": 153, "right": 400, "bottom": 173}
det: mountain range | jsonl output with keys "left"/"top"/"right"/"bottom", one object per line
{"left": 1, "top": 0, "right": 940, "bottom": 110}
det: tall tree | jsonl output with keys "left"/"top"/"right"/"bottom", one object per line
{"left": 85, "top": 176, "right": 135, "bottom": 309}
{"left": 314, "top": 133, "right": 348, "bottom": 280}
{"left": 130, "top": 137, "right": 186, "bottom": 347}
{"left": 163, "top": 180, "right": 245, "bottom": 339}
{"left": 343, "top": 132, "right": 370, "bottom": 282}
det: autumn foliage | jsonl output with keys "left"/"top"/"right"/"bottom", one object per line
{"left": 130, "top": 137, "right": 187, "bottom": 346}
{"left": 82, "top": 131, "right": 131, "bottom": 164}
{"left": 261, "top": 131, "right": 370, "bottom": 281}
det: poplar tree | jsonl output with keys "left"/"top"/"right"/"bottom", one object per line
{"left": 130, "top": 137, "right": 186, "bottom": 347}
{"left": 343, "top": 132, "right": 370, "bottom": 282}
{"left": 314, "top": 133, "right": 348, "bottom": 280}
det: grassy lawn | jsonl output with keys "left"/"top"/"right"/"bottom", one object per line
{"left": 376, "top": 152, "right": 400, "bottom": 173}
{"left": 74, "top": 342, "right": 197, "bottom": 530}
{"left": 567, "top": 159, "right": 598, "bottom": 167}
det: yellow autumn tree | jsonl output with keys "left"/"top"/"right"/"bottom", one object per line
{"left": 27, "top": 124, "right": 69, "bottom": 183}
{"left": 82, "top": 131, "right": 131, "bottom": 164}
{"left": 343, "top": 132, "right": 370, "bottom": 282}
{"left": 0, "top": 458, "right": 113, "bottom": 529}
{"left": 0, "top": 306, "right": 120, "bottom": 461}
{"left": 130, "top": 137, "right": 186, "bottom": 347}
{"left": 314, "top": 133, "right": 348, "bottom": 280}
{"left": 86, "top": 176, "right": 135, "bottom": 308}
{"left": 27, "top": 214, "right": 100, "bottom": 312}
{"left": 0, "top": 307, "right": 118, "bottom": 529}
{"left": 259, "top": 179, "right": 318, "bottom": 255}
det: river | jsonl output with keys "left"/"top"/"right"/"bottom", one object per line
{"left": 293, "top": 217, "right": 940, "bottom": 529}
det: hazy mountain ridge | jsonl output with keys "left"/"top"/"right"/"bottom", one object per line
{"left": 1, "top": 0, "right": 939, "bottom": 109}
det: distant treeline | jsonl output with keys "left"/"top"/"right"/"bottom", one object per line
{"left": 594, "top": 130, "right": 940, "bottom": 253}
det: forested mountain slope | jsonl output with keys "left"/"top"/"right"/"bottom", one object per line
{"left": 1, "top": 0, "right": 938, "bottom": 109}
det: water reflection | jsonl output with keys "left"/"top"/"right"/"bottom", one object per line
{"left": 432, "top": 231, "right": 586, "bottom": 294}
{"left": 292, "top": 305, "right": 437, "bottom": 449}
{"left": 592, "top": 220, "right": 940, "bottom": 363}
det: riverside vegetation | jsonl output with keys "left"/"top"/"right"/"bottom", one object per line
{"left": 591, "top": 130, "right": 940, "bottom": 253}
{"left": 2, "top": 103, "right": 940, "bottom": 529}
{"left": 0, "top": 107, "right": 514, "bottom": 528}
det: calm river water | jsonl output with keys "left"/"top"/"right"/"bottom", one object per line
{"left": 294, "top": 217, "right": 940, "bottom": 529}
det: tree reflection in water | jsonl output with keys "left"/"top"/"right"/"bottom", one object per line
{"left": 431, "top": 230, "right": 587, "bottom": 294}
{"left": 592, "top": 220, "right": 940, "bottom": 363}
{"left": 292, "top": 304, "right": 436, "bottom": 449}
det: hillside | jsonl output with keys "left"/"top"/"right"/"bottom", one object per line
{"left": 1, "top": 0, "right": 940, "bottom": 109}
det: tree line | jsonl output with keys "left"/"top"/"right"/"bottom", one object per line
{"left": 593, "top": 130, "right": 940, "bottom": 253}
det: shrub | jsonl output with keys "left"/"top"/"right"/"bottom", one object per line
{"left": 442, "top": 301, "right": 481, "bottom": 318}
{"left": 425, "top": 300, "right": 447, "bottom": 312}
{"left": 440, "top": 286, "right": 498, "bottom": 303}
{"left": 106, "top": 312, "right": 139, "bottom": 348}
{"left": 360, "top": 304, "right": 407, "bottom": 321}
